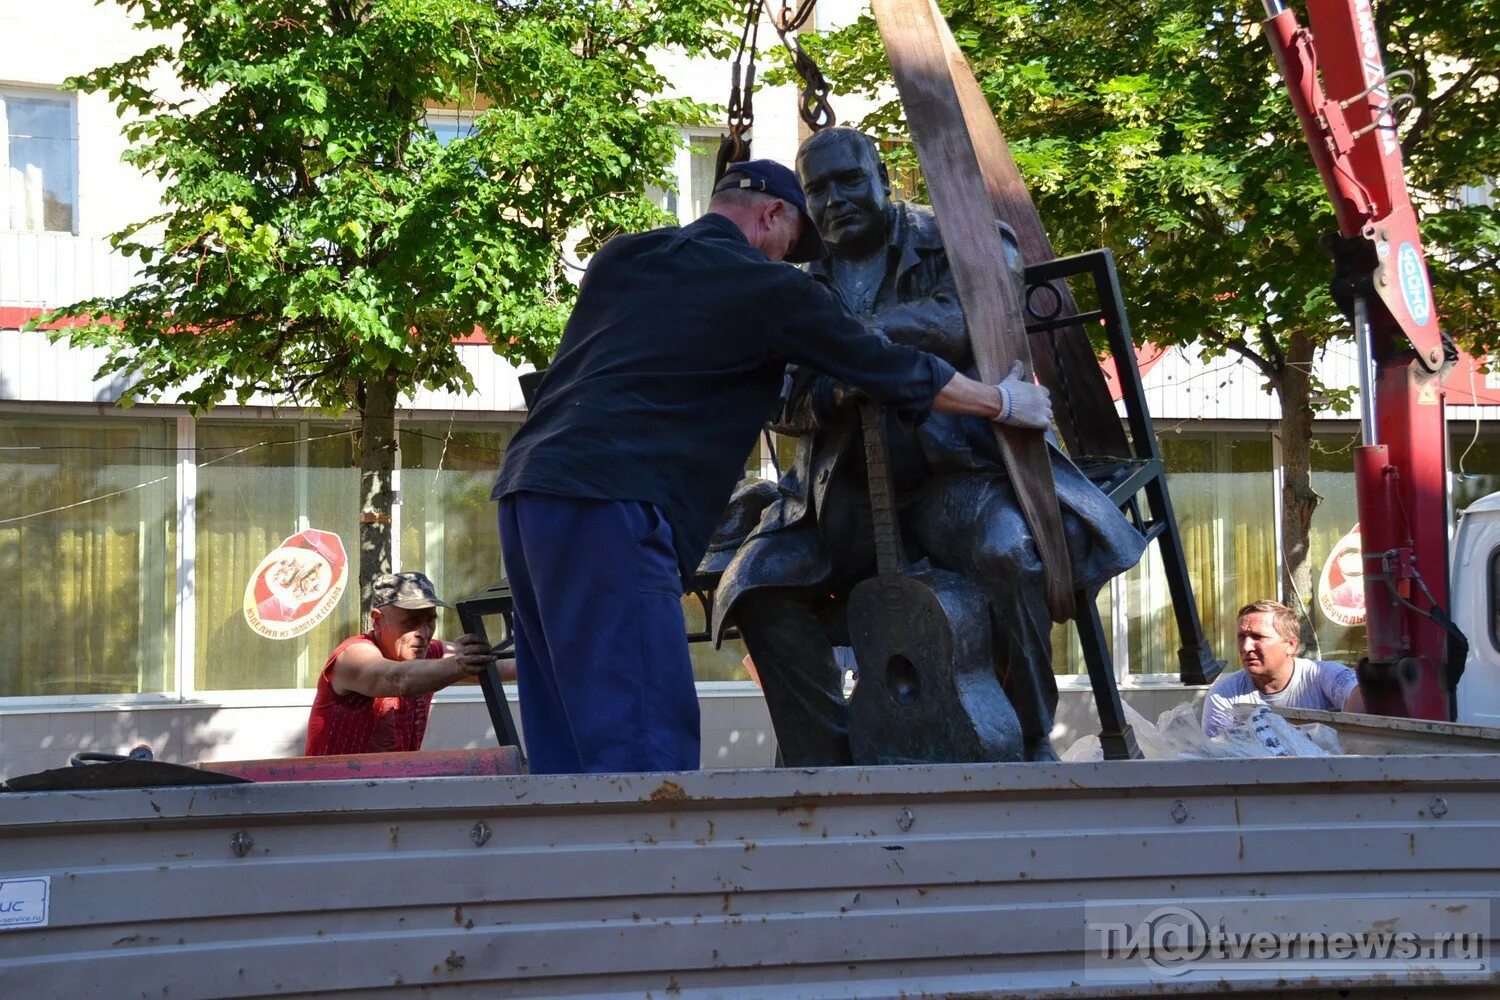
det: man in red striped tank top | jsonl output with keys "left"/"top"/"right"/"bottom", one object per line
{"left": 304, "top": 572, "right": 501, "bottom": 755}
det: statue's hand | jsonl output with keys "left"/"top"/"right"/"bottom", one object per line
{"left": 994, "top": 360, "right": 1052, "bottom": 430}
{"left": 807, "top": 377, "right": 864, "bottom": 427}
{"left": 831, "top": 382, "right": 867, "bottom": 408}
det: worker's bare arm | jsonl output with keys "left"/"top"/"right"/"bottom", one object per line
{"left": 332, "top": 635, "right": 495, "bottom": 699}
{"left": 446, "top": 654, "right": 518, "bottom": 685}
{"left": 1344, "top": 685, "right": 1366, "bottom": 714}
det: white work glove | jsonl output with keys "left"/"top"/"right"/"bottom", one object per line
{"left": 993, "top": 360, "right": 1052, "bottom": 430}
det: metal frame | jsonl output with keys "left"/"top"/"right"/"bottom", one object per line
{"left": 1024, "top": 249, "right": 1223, "bottom": 758}
{"left": 454, "top": 574, "right": 737, "bottom": 764}
{"left": 454, "top": 586, "right": 526, "bottom": 765}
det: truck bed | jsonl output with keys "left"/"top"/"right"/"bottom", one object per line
{"left": 3, "top": 751, "right": 1499, "bottom": 997}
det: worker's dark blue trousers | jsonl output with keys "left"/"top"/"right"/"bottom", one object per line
{"left": 497, "top": 493, "right": 700, "bottom": 774}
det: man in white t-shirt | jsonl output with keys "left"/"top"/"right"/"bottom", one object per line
{"left": 1201, "top": 600, "right": 1365, "bottom": 737}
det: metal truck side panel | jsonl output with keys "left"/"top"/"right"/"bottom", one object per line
{"left": 2, "top": 758, "right": 1498, "bottom": 998}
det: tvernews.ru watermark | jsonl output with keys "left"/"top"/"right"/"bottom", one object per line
{"left": 1084, "top": 898, "right": 1490, "bottom": 984}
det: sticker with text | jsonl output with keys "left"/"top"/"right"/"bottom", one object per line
{"left": 0, "top": 877, "right": 50, "bottom": 930}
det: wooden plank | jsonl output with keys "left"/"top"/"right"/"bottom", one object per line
{"left": 924, "top": 4, "right": 1130, "bottom": 461}
{"left": 872, "top": 0, "right": 1074, "bottom": 621}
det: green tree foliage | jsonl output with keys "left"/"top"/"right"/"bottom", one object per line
{"left": 38, "top": 0, "right": 733, "bottom": 603}
{"left": 804, "top": 0, "right": 1498, "bottom": 623}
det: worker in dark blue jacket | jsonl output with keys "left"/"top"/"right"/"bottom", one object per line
{"left": 493, "top": 159, "right": 1051, "bottom": 774}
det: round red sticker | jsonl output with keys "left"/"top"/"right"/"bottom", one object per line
{"left": 243, "top": 529, "right": 349, "bottom": 640}
{"left": 1317, "top": 525, "right": 1366, "bottom": 628}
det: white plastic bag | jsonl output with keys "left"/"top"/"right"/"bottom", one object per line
{"left": 1217, "top": 704, "right": 1341, "bottom": 757}
{"left": 1060, "top": 700, "right": 1343, "bottom": 761}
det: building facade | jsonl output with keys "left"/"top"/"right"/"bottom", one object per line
{"left": 1, "top": 0, "right": 1496, "bottom": 774}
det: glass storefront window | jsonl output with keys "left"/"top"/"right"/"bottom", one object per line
{"left": 400, "top": 420, "right": 757, "bottom": 683}
{"left": 7, "top": 406, "right": 1485, "bottom": 704}
{"left": 0, "top": 415, "right": 175, "bottom": 696}
{"left": 1309, "top": 430, "right": 1364, "bottom": 663}
{"left": 194, "top": 421, "right": 362, "bottom": 691}
{"left": 1050, "top": 590, "right": 1110, "bottom": 678}
{"left": 773, "top": 432, "right": 798, "bottom": 479}
{"left": 1126, "top": 432, "right": 1277, "bottom": 674}
{"left": 683, "top": 593, "right": 751, "bottom": 682}
{"left": 399, "top": 420, "right": 516, "bottom": 640}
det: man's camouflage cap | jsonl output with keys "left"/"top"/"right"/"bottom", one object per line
{"left": 370, "top": 572, "right": 451, "bottom": 610}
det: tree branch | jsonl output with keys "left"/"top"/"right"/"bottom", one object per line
{"left": 1220, "top": 334, "right": 1281, "bottom": 384}
{"left": 1255, "top": 320, "right": 1286, "bottom": 372}
{"left": 1404, "top": 64, "right": 1484, "bottom": 153}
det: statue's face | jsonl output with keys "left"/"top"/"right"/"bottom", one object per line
{"left": 797, "top": 134, "right": 889, "bottom": 258}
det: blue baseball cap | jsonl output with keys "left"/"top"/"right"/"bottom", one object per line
{"left": 712, "top": 159, "right": 829, "bottom": 263}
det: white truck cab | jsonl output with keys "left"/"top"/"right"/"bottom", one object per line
{"left": 1455, "top": 491, "right": 1500, "bottom": 726}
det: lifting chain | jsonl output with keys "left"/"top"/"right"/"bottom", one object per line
{"left": 772, "top": 0, "right": 836, "bottom": 134}
{"left": 716, "top": 0, "right": 836, "bottom": 181}
{"left": 717, "top": 0, "right": 765, "bottom": 179}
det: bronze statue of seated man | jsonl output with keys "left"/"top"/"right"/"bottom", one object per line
{"left": 711, "top": 128, "right": 1146, "bottom": 765}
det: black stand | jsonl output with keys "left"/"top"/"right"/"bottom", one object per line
{"left": 1024, "top": 249, "right": 1224, "bottom": 760}
{"left": 455, "top": 585, "right": 526, "bottom": 768}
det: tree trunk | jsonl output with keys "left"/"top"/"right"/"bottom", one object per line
{"left": 1277, "top": 333, "right": 1322, "bottom": 646}
{"left": 358, "top": 376, "right": 399, "bottom": 612}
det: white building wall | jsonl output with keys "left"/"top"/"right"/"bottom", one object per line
{"left": 1135, "top": 342, "right": 1499, "bottom": 424}
{"left": 0, "top": 232, "right": 139, "bottom": 308}
{"left": 3, "top": 0, "right": 1492, "bottom": 421}
{"left": 0, "top": 327, "right": 534, "bottom": 411}
{"left": 652, "top": 17, "right": 805, "bottom": 169}
{"left": 0, "top": 0, "right": 176, "bottom": 240}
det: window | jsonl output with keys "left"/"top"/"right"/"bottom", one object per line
{"left": 1456, "top": 180, "right": 1494, "bottom": 209}
{"left": 1, "top": 90, "right": 77, "bottom": 233}
{"left": 1452, "top": 432, "right": 1500, "bottom": 514}
{"left": 1309, "top": 430, "right": 1365, "bottom": 663}
{"left": 1490, "top": 548, "right": 1500, "bottom": 655}
{"left": 422, "top": 108, "right": 475, "bottom": 147}
{"left": 651, "top": 132, "right": 722, "bottom": 224}
{"left": 399, "top": 420, "right": 516, "bottom": 639}
{"left": 1046, "top": 592, "right": 1109, "bottom": 678}
{"left": 194, "top": 421, "right": 363, "bottom": 691}
{"left": 683, "top": 134, "right": 720, "bottom": 222}
{"left": 1125, "top": 432, "right": 1277, "bottom": 674}
{"left": 878, "top": 138, "right": 923, "bottom": 202}
{"left": 0, "top": 415, "right": 175, "bottom": 696}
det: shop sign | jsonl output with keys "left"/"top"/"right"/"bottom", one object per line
{"left": 1317, "top": 525, "right": 1367, "bottom": 627}
{"left": 243, "top": 529, "right": 348, "bottom": 639}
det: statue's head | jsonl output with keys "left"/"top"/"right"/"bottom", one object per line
{"left": 795, "top": 127, "right": 891, "bottom": 259}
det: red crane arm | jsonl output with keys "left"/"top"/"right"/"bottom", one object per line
{"left": 1262, "top": 0, "right": 1443, "bottom": 368}
{"left": 1261, "top": 0, "right": 1458, "bottom": 721}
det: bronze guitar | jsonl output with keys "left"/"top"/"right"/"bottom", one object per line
{"left": 846, "top": 403, "right": 1025, "bottom": 765}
